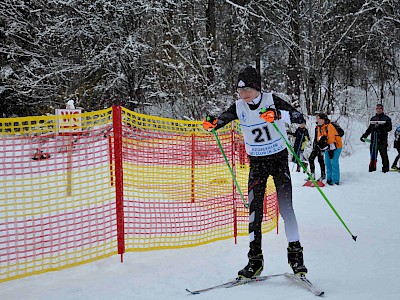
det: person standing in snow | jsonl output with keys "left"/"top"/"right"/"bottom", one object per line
{"left": 391, "top": 125, "right": 400, "bottom": 171}
{"left": 289, "top": 121, "right": 310, "bottom": 172}
{"left": 315, "top": 113, "right": 342, "bottom": 185}
{"left": 202, "top": 66, "right": 308, "bottom": 278}
{"left": 308, "top": 121, "right": 326, "bottom": 181}
{"left": 360, "top": 104, "right": 392, "bottom": 172}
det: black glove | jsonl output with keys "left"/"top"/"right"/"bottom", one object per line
{"left": 328, "top": 150, "right": 334, "bottom": 159}
{"left": 360, "top": 136, "right": 365, "bottom": 142}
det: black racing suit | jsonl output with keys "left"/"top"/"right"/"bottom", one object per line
{"left": 214, "top": 94, "right": 305, "bottom": 255}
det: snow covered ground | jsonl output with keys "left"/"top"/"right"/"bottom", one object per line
{"left": 1, "top": 123, "right": 400, "bottom": 300}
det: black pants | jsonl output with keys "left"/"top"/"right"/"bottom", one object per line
{"left": 247, "top": 149, "right": 299, "bottom": 255}
{"left": 393, "top": 148, "right": 400, "bottom": 168}
{"left": 370, "top": 143, "right": 389, "bottom": 172}
{"left": 308, "top": 148, "right": 325, "bottom": 175}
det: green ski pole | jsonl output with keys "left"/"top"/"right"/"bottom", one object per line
{"left": 211, "top": 129, "right": 248, "bottom": 209}
{"left": 270, "top": 121, "right": 357, "bottom": 241}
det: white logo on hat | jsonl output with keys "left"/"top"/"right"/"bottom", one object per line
{"left": 238, "top": 80, "right": 246, "bottom": 87}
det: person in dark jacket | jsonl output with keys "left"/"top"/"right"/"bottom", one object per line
{"left": 308, "top": 123, "right": 326, "bottom": 181}
{"left": 391, "top": 125, "right": 400, "bottom": 171}
{"left": 203, "top": 66, "right": 308, "bottom": 279}
{"left": 289, "top": 122, "right": 310, "bottom": 172}
{"left": 361, "top": 104, "right": 392, "bottom": 172}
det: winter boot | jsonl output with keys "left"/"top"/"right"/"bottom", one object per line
{"left": 317, "top": 172, "right": 326, "bottom": 181}
{"left": 287, "top": 241, "right": 308, "bottom": 275}
{"left": 369, "top": 163, "right": 376, "bottom": 172}
{"left": 238, "top": 252, "right": 264, "bottom": 278}
{"left": 302, "top": 162, "right": 308, "bottom": 173}
{"left": 305, "top": 172, "right": 315, "bottom": 181}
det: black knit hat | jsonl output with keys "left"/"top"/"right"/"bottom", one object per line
{"left": 237, "top": 66, "right": 261, "bottom": 91}
{"left": 317, "top": 113, "right": 328, "bottom": 121}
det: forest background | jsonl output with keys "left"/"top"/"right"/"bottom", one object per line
{"left": 1, "top": 0, "right": 399, "bottom": 120}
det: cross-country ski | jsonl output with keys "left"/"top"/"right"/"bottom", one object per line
{"left": 186, "top": 273, "right": 324, "bottom": 296}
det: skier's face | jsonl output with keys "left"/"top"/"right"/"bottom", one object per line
{"left": 376, "top": 107, "right": 383, "bottom": 115}
{"left": 237, "top": 87, "right": 260, "bottom": 103}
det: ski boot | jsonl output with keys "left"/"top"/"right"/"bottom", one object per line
{"left": 238, "top": 252, "right": 264, "bottom": 278}
{"left": 287, "top": 241, "right": 308, "bottom": 275}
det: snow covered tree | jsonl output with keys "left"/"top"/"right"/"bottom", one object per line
{"left": 0, "top": 0, "right": 398, "bottom": 118}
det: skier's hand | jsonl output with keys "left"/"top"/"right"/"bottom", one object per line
{"left": 259, "top": 108, "right": 280, "bottom": 123}
{"left": 328, "top": 150, "right": 334, "bottom": 159}
{"left": 203, "top": 116, "right": 218, "bottom": 131}
{"left": 360, "top": 136, "right": 365, "bottom": 142}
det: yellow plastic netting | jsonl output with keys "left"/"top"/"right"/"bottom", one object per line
{"left": 0, "top": 106, "right": 277, "bottom": 282}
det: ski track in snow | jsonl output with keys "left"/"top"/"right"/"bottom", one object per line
{"left": 1, "top": 124, "right": 400, "bottom": 300}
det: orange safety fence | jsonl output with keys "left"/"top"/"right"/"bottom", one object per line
{"left": 0, "top": 106, "right": 278, "bottom": 282}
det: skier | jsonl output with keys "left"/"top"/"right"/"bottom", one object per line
{"left": 289, "top": 121, "right": 310, "bottom": 172}
{"left": 315, "top": 113, "right": 342, "bottom": 185}
{"left": 202, "top": 66, "right": 308, "bottom": 278}
{"left": 391, "top": 125, "right": 400, "bottom": 171}
{"left": 360, "top": 104, "right": 392, "bottom": 172}
{"left": 308, "top": 121, "right": 326, "bottom": 181}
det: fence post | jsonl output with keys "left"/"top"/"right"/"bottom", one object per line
{"left": 66, "top": 134, "right": 73, "bottom": 196}
{"left": 112, "top": 106, "right": 125, "bottom": 262}
{"left": 276, "top": 195, "right": 280, "bottom": 235}
{"left": 108, "top": 135, "right": 114, "bottom": 187}
{"left": 231, "top": 122, "right": 238, "bottom": 244}
{"left": 191, "top": 133, "right": 195, "bottom": 203}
